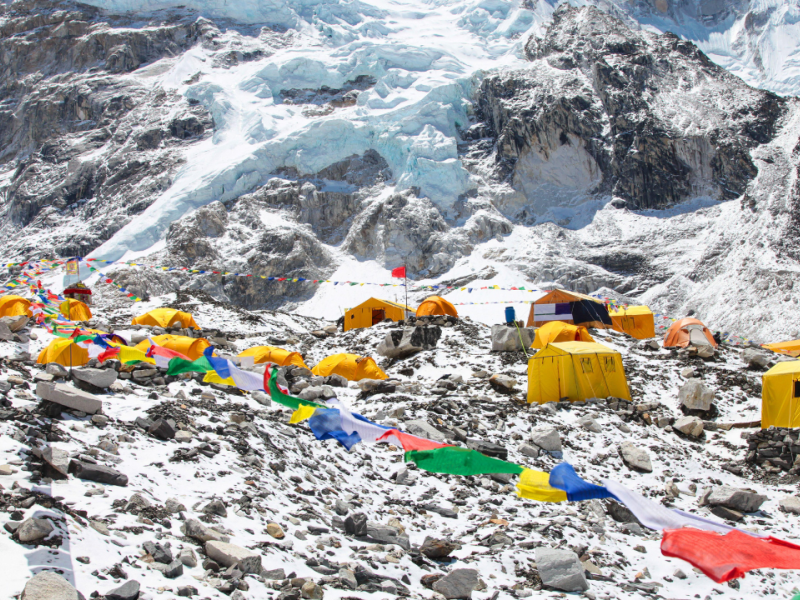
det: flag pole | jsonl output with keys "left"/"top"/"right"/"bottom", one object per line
{"left": 404, "top": 257, "right": 408, "bottom": 322}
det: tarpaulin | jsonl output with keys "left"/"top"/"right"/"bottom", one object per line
{"left": 661, "top": 529, "right": 800, "bottom": 582}
{"left": 516, "top": 468, "right": 567, "bottom": 502}
{"left": 549, "top": 463, "right": 612, "bottom": 501}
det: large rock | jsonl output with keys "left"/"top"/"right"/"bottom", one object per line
{"left": 420, "top": 537, "right": 457, "bottom": 559}
{"left": 742, "top": 348, "right": 771, "bottom": 369}
{"left": 405, "top": 419, "right": 446, "bottom": 442}
{"left": 36, "top": 382, "right": 103, "bottom": 415}
{"left": 672, "top": 416, "right": 704, "bottom": 438}
{"left": 181, "top": 519, "right": 230, "bottom": 543}
{"left": 535, "top": 547, "right": 589, "bottom": 592}
{"left": 366, "top": 524, "right": 410, "bottom": 550}
{"left": 490, "top": 325, "right": 535, "bottom": 352}
{"left": 488, "top": 373, "right": 517, "bottom": 392}
{"left": 72, "top": 368, "right": 118, "bottom": 391}
{"left": 619, "top": 442, "right": 652, "bottom": 472}
{"left": 17, "top": 518, "right": 54, "bottom": 543}
{"left": 432, "top": 568, "right": 479, "bottom": 599}
{"left": 70, "top": 461, "right": 128, "bottom": 486}
{"left": 205, "top": 541, "right": 262, "bottom": 574}
{"left": 377, "top": 326, "right": 441, "bottom": 359}
{"left": 41, "top": 445, "right": 70, "bottom": 478}
{"left": 104, "top": 580, "right": 140, "bottom": 600}
{"left": 21, "top": 571, "right": 81, "bottom": 600}
{"left": 678, "top": 379, "right": 715, "bottom": 412}
{"left": 0, "top": 320, "right": 13, "bottom": 341}
{"left": 2, "top": 315, "right": 30, "bottom": 332}
{"left": 706, "top": 486, "right": 767, "bottom": 513}
{"left": 779, "top": 496, "right": 800, "bottom": 515}
{"left": 531, "top": 426, "right": 562, "bottom": 453}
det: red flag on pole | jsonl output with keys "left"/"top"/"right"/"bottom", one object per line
{"left": 69, "top": 327, "right": 82, "bottom": 339}
{"left": 391, "top": 266, "right": 406, "bottom": 278}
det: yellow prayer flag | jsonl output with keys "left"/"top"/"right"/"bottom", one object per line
{"left": 289, "top": 405, "right": 318, "bottom": 424}
{"left": 202, "top": 371, "right": 235, "bottom": 386}
{"left": 516, "top": 468, "right": 567, "bottom": 503}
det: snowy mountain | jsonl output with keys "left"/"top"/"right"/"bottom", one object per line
{"left": 0, "top": 0, "right": 799, "bottom": 341}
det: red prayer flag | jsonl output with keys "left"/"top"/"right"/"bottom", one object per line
{"left": 376, "top": 429, "right": 449, "bottom": 452}
{"left": 661, "top": 528, "right": 800, "bottom": 582}
{"left": 391, "top": 266, "right": 406, "bottom": 278}
{"left": 98, "top": 347, "right": 121, "bottom": 363}
{"left": 69, "top": 327, "right": 81, "bottom": 339}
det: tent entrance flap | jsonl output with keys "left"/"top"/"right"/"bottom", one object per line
{"left": 372, "top": 309, "right": 385, "bottom": 325}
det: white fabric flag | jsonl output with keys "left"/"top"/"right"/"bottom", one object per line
{"left": 154, "top": 355, "right": 171, "bottom": 369}
{"left": 225, "top": 359, "right": 265, "bottom": 392}
{"left": 326, "top": 399, "right": 389, "bottom": 443}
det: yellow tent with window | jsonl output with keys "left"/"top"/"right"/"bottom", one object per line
{"left": 238, "top": 346, "right": 308, "bottom": 369}
{"left": 344, "top": 298, "right": 414, "bottom": 332}
{"left": 0, "top": 295, "right": 32, "bottom": 318}
{"left": 527, "top": 341, "right": 631, "bottom": 404}
{"left": 762, "top": 361, "right": 800, "bottom": 428}
{"left": 60, "top": 299, "right": 92, "bottom": 321}
{"left": 312, "top": 353, "right": 387, "bottom": 381}
{"left": 531, "top": 321, "right": 595, "bottom": 349}
{"left": 416, "top": 296, "right": 458, "bottom": 318}
{"left": 131, "top": 308, "right": 200, "bottom": 330}
{"left": 762, "top": 340, "right": 800, "bottom": 358}
{"left": 37, "top": 338, "right": 89, "bottom": 367}
{"left": 135, "top": 334, "right": 211, "bottom": 360}
{"left": 610, "top": 305, "right": 655, "bottom": 339}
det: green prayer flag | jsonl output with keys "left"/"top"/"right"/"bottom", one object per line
{"left": 166, "top": 356, "right": 212, "bottom": 376}
{"left": 405, "top": 447, "right": 524, "bottom": 477}
{"left": 267, "top": 366, "right": 324, "bottom": 410}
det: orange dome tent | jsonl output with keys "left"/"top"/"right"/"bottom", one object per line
{"left": 135, "top": 334, "right": 211, "bottom": 360}
{"left": 416, "top": 296, "right": 458, "bottom": 318}
{"left": 312, "top": 353, "right": 387, "bottom": 381}
{"left": 60, "top": 299, "right": 92, "bottom": 321}
{"left": 0, "top": 295, "right": 32, "bottom": 318}
{"left": 132, "top": 308, "right": 200, "bottom": 330}
{"left": 37, "top": 338, "right": 89, "bottom": 367}
{"left": 663, "top": 318, "right": 717, "bottom": 349}
{"left": 238, "top": 346, "right": 308, "bottom": 369}
{"left": 531, "top": 321, "right": 595, "bottom": 350}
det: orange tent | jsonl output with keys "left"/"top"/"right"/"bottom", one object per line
{"left": 60, "top": 299, "right": 92, "bottom": 321}
{"left": 0, "top": 295, "right": 32, "bottom": 318}
{"left": 663, "top": 318, "right": 717, "bottom": 349}
{"left": 531, "top": 321, "right": 595, "bottom": 350}
{"left": 238, "top": 346, "right": 308, "bottom": 369}
{"left": 416, "top": 296, "right": 458, "bottom": 318}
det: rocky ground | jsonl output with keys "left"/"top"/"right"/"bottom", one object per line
{"left": 1, "top": 281, "right": 799, "bottom": 600}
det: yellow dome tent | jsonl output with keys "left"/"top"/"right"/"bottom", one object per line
{"left": 37, "top": 338, "right": 89, "bottom": 367}
{"left": 60, "top": 299, "right": 92, "bottom": 321}
{"left": 344, "top": 298, "right": 414, "bottom": 332}
{"left": 131, "top": 308, "right": 200, "bottom": 330}
{"left": 312, "top": 353, "right": 387, "bottom": 381}
{"left": 762, "top": 340, "right": 800, "bottom": 359}
{"left": 610, "top": 305, "right": 655, "bottom": 340}
{"left": 762, "top": 361, "right": 800, "bottom": 428}
{"left": 527, "top": 341, "right": 631, "bottom": 404}
{"left": 238, "top": 346, "right": 308, "bottom": 369}
{"left": 0, "top": 295, "right": 32, "bottom": 318}
{"left": 416, "top": 296, "right": 458, "bottom": 318}
{"left": 135, "top": 334, "right": 211, "bottom": 360}
{"left": 531, "top": 321, "right": 595, "bottom": 350}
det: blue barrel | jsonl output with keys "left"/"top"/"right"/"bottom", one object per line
{"left": 505, "top": 306, "right": 516, "bottom": 324}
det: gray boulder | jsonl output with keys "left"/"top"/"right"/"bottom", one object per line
{"left": 779, "top": 496, "right": 800, "bottom": 515}
{"left": 21, "top": 571, "right": 81, "bottom": 600}
{"left": 36, "top": 382, "right": 103, "bottom": 414}
{"left": 45, "top": 363, "right": 70, "bottom": 378}
{"left": 72, "top": 368, "right": 118, "bottom": 391}
{"left": 70, "top": 461, "right": 128, "bottom": 486}
{"left": 531, "top": 426, "right": 562, "bottom": 453}
{"left": 678, "top": 379, "right": 715, "bottom": 412}
{"left": 105, "top": 580, "right": 140, "bottom": 600}
{"left": 41, "top": 446, "right": 71, "bottom": 478}
{"left": 181, "top": 518, "right": 230, "bottom": 543}
{"left": 0, "top": 320, "right": 13, "bottom": 341}
{"left": 17, "top": 518, "right": 54, "bottom": 543}
{"left": 405, "top": 419, "right": 446, "bottom": 442}
{"left": 619, "top": 442, "right": 653, "bottom": 472}
{"left": 672, "top": 416, "right": 704, "bottom": 438}
{"left": 432, "top": 568, "right": 479, "bottom": 599}
{"left": 488, "top": 373, "right": 517, "bottom": 391}
{"left": 205, "top": 541, "right": 262, "bottom": 574}
{"left": 741, "top": 348, "right": 771, "bottom": 369}
{"left": 706, "top": 486, "right": 767, "bottom": 513}
{"left": 535, "top": 547, "right": 589, "bottom": 592}
{"left": 577, "top": 416, "right": 602, "bottom": 433}
{"left": 377, "top": 326, "right": 441, "bottom": 359}
{"left": 1, "top": 315, "right": 29, "bottom": 332}
{"left": 491, "top": 325, "right": 535, "bottom": 352}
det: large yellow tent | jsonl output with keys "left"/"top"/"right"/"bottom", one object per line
{"left": 312, "top": 353, "right": 387, "bottom": 381}
{"left": 526, "top": 289, "right": 612, "bottom": 329}
{"left": 135, "top": 334, "right": 211, "bottom": 360}
{"left": 37, "top": 338, "right": 89, "bottom": 367}
{"left": 416, "top": 296, "right": 458, "bottom": 318}
{"left": 762, "top": 361, "right": 800, "bottom": 428}
{"left": 610, "top": 305, "right": 656, "bottom": 340}
{"left": 531, "top": 321, "right": 595, "bottom": 350}
{"left": 762, "top": 340, "right": 800, "bottom": 358}
{"left": 527, "top": 341, "right": 631, "bottom": 404}
{"left": 238, "top": 346, "right": 308, "bottom": 369}
{"left": 132, "top": 308, "right": 200, "bottom": 330}
{"left": 344, "top": 298, "right": 414, "bottom": 332}
{"left": 0, "top": 295, "right": 32, "bottom": 318}
{"left": 60, "top": 299, "right": 92, "bottom": 321}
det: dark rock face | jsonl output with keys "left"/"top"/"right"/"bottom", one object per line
{"left": 475, "top": 5, "right": 785, "bottom": 214}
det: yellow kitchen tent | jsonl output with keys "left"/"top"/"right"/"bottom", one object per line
{"left": 238, "top": 346, "right": 308, "bottom": 369}
{"left": 416, "top": 296, "right": 458, "bottom": 318}
{"left": 531, "top": 321, "right": 595, "bottom": 350}
{"left": 610, "top": 305, "right": 656, "bottom": 339}
{"left": 527, "top": 341, "right": 631, "bottom": 404}
{"left": 0, "top": 295, "right": 32, "bottom": 318}
{"left": 131, "top": 308, "right": 200, "bottom": 330}
{"left": 37, "top": 338, "right": 89, "bottom": 367}
{"left": 135, "top": 334, "right": 211, "bottom": 360}
{"left": 762, "top": 340, "right": 800, "bottom": 358}
{"left": 344, "top": 298, "right": 414, "bottom": 331}
{"left": 312, "top": 353, "right": 387, "bottom": 381}
{"left": 762, "top": 361, "right": 800, "bottom": 428}
{"left": 59, "top": 299, "right": 92, "bottom": 321}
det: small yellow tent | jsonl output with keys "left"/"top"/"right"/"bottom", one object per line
{"left": 312, "top": 353, "right": 387, "bottom": 381}
{"left": 344, "top": 298, "right": 414, "bottom": 332}
{"left": 0, "top": 295, "right": 32, "bottom": 318}
{"left": 60, "top": 299, "right": 92, "bottom": 321}
{"left": 132, "top": 308, "right": 200, "bottom": 330}
{"left": 135, "top": 334, "right": 211, "bottom": 360}
{"left": 762, "top": 361, "right": 800, "bottom": 428}
{"left": 762, "top": 340, "right": 800, "bottom": 358}
{"left": 531, "top": 321, "right": 595, "bottom": 350}
{"left": 37, "top": 338, "right": 89, "bottom": 367}
{"left": 416, "top": 296, "right": 458, "bottom": 318}
{"left": 527, "top": 341, "right": 631, "bottom": 404}
{"left": 610, "top": 305, "right": 655, "bottom": 339}
{"left": 238, "top": 346, "right": 308, "bottom": 369}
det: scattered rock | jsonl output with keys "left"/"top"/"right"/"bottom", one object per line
{"left": 377, "top": 326, "right": 441, "bottom": 359}
{"left": 72, "top": 368, "right": 118, "bottom": 391}
{"left": 619, "top": 442, "right": 652, "bottom": 472}
{"left": 70, "top": 461, "right": 128, "bottom": 486}
{"left": 179, "top": 548, "right": 198, "bottom": 568}
{"left": 36, "top": 381, "right": 103, "bottom": 414}
{"left": 17, "top": 517, "right": 54, "bottom": 543}
{"left": 490, "top": 324, "right": 535, "bottom": 352}
{"left": 181, "top": 519, "right": 230, "bottom": 543}
{"left": 41, "top": 445, "right": 71, "bottom": 478}
{"left": 175, "top": 430, "right": 192, "bottom": 443}
{"left": 432, "top": 568, "right": 479, "bottom": 599}
{"left": 680, "top": 367, "right": 697, "bottom": 378}
{"left": 742, "top": 348, "right": 771, "bottom": 370}
{"left": 535, "top": 547, "right": 589, "bottom": 592}
{"left": 577, "top": 416, "right": 602, "bottom": 433}
{"left": 301, "top": 580, "right": 324, "bottom": 599}
{"left": 20, "top": 571, "right": 81, "bottom": 600}
{"left": 779, "top": 496, "right": 800, "bottom": 515}
{"left": 205, "top": 540, "right": 262, "bottom": 574}
{"left": 678, "top": 379, "right": 715, "bottom": 412}
{"left": 420, "top": 537, "right": 457, "bottom": 559}
{"left": 148, "top": 418, "right": 176, "bottom": 440}
{"left": 266, "top": 523, "right": 285, "bottom": 539}
{"left": 706, "top": 486, "right": 767, "bottom": 513}
{"left": 531, "top": 426, "right": 562, "bottom": 453}
{"left": 672, "top": 416, "right": 704, "bottom": 438}
{"left": 405, "top": 419, "right": 446, "bottom": 442}
{"left": 104, "top": 580, "right": 140, "bottom": 600}
{"left": 488, "top": 373, "right": 517, "bottom": 392}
